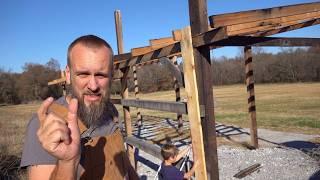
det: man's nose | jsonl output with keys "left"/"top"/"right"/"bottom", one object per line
{"left": 87, "top": 76, "right": 99, "bottom": 91}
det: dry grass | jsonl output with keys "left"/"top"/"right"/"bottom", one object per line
{"left": 114, "top": 83, "right": 320, "bottom": 134}
{"left": 0, "top": 83, "right": 318, "bottom": 177}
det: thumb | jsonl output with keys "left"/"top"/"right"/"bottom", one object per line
{"left": 67, "top": 98, "right": 80, "bottom": 141}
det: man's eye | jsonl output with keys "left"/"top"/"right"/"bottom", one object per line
{"left": 96, "top": 74, "right": 107, "bottom": 79}
{"left": 78, "top": 74, "right": 89, "bottom": 78}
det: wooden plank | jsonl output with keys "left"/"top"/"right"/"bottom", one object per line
{"left": 48, "top": 77, "right": 66, "bottom": 85}
{"left": 252, "top": 18, "right": 320, "bottom": 37}
{"left": 131, "top": 46, "right": 154, "bottom": 56}
{"left": 209, "top": 2, "right": 320, "bottom": 27}
{"left": 110, "top": 98, "right": 122, "bottom": 105}
{"left": 210, "top": 36, "right": 320, "bottom": 47}
{"left": 172, "top": 30, "right": 182, "bottom": 41}
{"left": 121, "top": 99, "right": 187, "bottom": 114}
{"left": 227, "top": 11, "right": 320, "bottom": 34}
{"left": 228, "top": 14, "right": 320, "bottom": 36}
{"left": 125, "top": 137, "right": 162, "bottom": 160}
{"left": 114, "top": 10, "right": 135, "bottom": 168}
{"left": 180, "top": 26, "right": 207, "bottom": 180}
{"left": 114, "top": 52, "right": 132, "bottom": 63}
{"left": 244, "top": 46, "right": 258, "bottom": 148}
{"left": 149, "top": 37, "right": 176, "bottom": 46}
{"left": 116, "top": 27, "right": 228, "bottom": 70}
{"left": 192, "top": 27, "right": 228, "bottom": 47}
{"left": 117, "top": 42, "right": 181, "bottom": 69}
{"left": 188, "top": 0, "right": 219, "bottom": 179}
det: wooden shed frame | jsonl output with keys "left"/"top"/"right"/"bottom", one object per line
{"left": 48, "top": 1, "right": 320, "bottom": 179}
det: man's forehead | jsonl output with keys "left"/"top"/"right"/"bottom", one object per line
{"left": 69, "top": 44, "right": 112, "bottom": 67}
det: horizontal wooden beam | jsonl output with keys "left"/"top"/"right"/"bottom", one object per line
{"left": 131, "top": 46, "right": 154, "bottom": 56}
{"left": 228, "top": 16, "right": 320, "bottom": 36}
{"left": 117, "top": 42, "right": 181, "bottom": 69}
{"left": 192, "top": 27, "right": 228, "bottom": 47}
{"left": 110, "top": 98, "right": 122, "bottom": 104}
{"left": 149, "top": 37, "right": 176, "bottom": 47}
{"left": 211, "top": 36, "right": 320, "bottom": 47}
{"left": 121, "top": 99, "right": 187, "bottom": 114}
{"left": 209, "top": 2, "right": 320, "bottom": 27}
{"left": 114, "top": 52, "right": 132, "bottom": 63}
{"left": 115, "top": 29, "right": 229, "bottom": 69}
{"left": 125, "top": 136, "right": 162, "bottom": 160}
{"left": 252, "top": 18, "right": 320, "bottom": 37}
{"left": 48, "top": 77, "right": 66, "bottom": 85}
{"left": 226, "top": 11, "right": 320, "bottom": 36}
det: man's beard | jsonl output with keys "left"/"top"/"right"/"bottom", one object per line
{"left": 67, "top": 85, "right": 107, "bottom": 128}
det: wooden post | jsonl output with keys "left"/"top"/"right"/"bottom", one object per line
{"left": 133, "top": 65, "right": 142, "bottom": 126}
{"left": 171, "top": 56, "right": 183, "bottom": 133}
{"left": 181, "top": 26, "right": 207, "bottom": 180}
{"left": 114, "top": 10, "right": 135, "bottom": 167}
{"left": 188, "top": 0, "right": 219, "bottom": 179}
{"left": 244, "top": 46, "right": 259, "bottom": 148}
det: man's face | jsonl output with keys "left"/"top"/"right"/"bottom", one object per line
{"left": 66, "top": 43, "right": 113, "bottom": 127}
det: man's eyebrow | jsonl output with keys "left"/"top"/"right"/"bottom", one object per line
{"left": 74, "top": 70, "right": 90, "bottom": 75}
{"left": 95, "top": 72, "right": 111, "bottom": 77}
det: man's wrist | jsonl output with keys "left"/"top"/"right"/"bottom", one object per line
{"left": 50, "top": 158, "right": 80, "bottom": 180}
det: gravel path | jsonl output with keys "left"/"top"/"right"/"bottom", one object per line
{"left": 136, "top": 145, "right": 320, "bottom": 180}
{"left": 131, "top": 120, "right": 320, "bottom": 179}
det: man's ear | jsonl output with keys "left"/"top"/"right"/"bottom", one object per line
{"left": 65, "top": 65, "right": 71, "bottom": 84}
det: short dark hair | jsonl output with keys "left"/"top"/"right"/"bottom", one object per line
{"left": 161, "top": 143, "right": 179, "bottom": 160}
{"left": 67, "top": 35, "right": 114, "bottom": 68}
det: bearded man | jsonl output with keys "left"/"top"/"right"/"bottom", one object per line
{"left": 20, "top": 35, "right": 136, "bottom": 180}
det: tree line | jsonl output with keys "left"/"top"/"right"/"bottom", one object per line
{"left": 0, "top": 47, "right": 319, "bottom": 104}
{"left": 212, "top": 47, "right": 320, "bottom": 85}
{"left": 0, "top": 59, "right": 62, "bottom": 104}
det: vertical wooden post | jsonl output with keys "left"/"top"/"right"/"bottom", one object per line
{"left": 181, "top": 26, "right": 207, "bottom": 180}
{"left": 171, "top": 56, "right": 183, "bottom": 133}
{"left": 244, "top": 46, "right": 259, "bottom": 148}
{"left": 114, "top": 10, "right": 135, "bottom": 167}
{"left": 188, "top": 0, "right": 219, "bottom": 179}
{"left": 133, "top": 65, "right": 142, "bottom": 126}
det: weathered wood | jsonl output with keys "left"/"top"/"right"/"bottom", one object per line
{"left": 228, "top": 15, "right": 320, "bottom": 36}
{"left": 149, "top": 37, "right": 176, "bottom": 47}
{"left": 115, "top": 10, "right": 135, "bottom": 168}
{"left": 209, "top": 2, "right": 320, "bottom": 27}
{"left": 233, "top": 163, "right": 262, "bottom": 178}
{"left": 114, "top": 53, "right": 132, "bottom": 63}
{"left": 172, "top": 30, "right": 182, "bottom": 41}
{"left": 131, "top": 46, "right": 154, "bottom": 57}
{"left": 121, "top": 99, "right": 188, "bottom": 114}
{"left": 48, "top": 77, "right": 66, "bottom": 85}
{"left": 188, "top": 0, "right": 219, "bottom": 179}
{"left": 210, "top": 36, "right": 320, "bottom": 47}
{"left": 117, "top": 42, "right": 181, "bottom": 69}
{"left": 110, "top": 98, "right": 122, "bottom": 105}
{"left": 244, "top": 46, "right": 258, "bottom": 149}
{"left": 180, "top": 26, "right": 207, "bottom": 180}
{"left": 252, "top": 18, "right": 320, "bottom": 37}
{"left": 192, "top": 27, "right": 228, "bottom": 47}
{"left": 125, "top": 136, "right": 162, "bottom": 160}
{"left": 133, "top": 65, "right": 142, "bottom": 126}
{"left": 171, "top": 56, "right": 183, "bottom": 132}
{"left": 226, "top": 10, "right": 320, "bottom": 34}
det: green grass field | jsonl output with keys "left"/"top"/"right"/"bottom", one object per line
{"left": 117, "top": 83, "right": 320, "bottom": 134}
{"left": 0, "top": 83, "right": 319, "bottom": 159}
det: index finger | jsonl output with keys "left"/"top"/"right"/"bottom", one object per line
{"left": 37, "top": 97, "right": 54, "bottom": 124}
